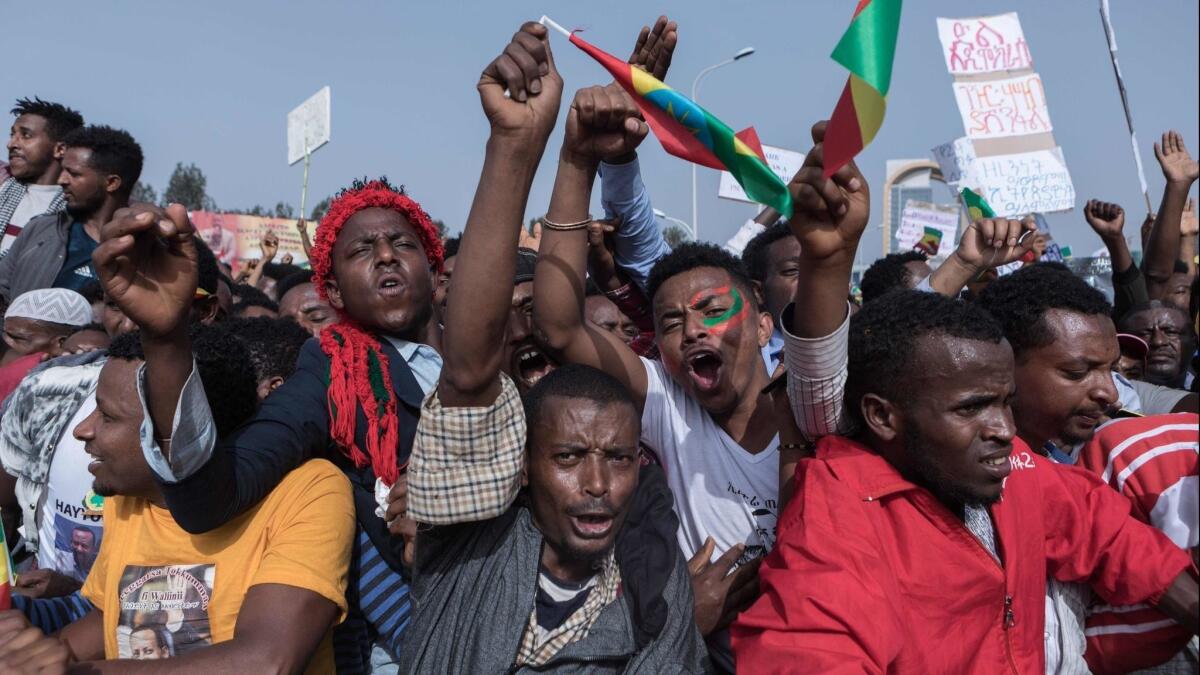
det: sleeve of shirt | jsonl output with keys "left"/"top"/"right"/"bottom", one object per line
{"left": 1130, "top": 379, "right": 1190, "bottom": 416}
{"left": 156, "top": 339, "right": 333, "bottom": 534}
{"left": 1040, "top": 460, "right": 1193, "bottom": 607}
{"left": 407, "top": 373, "right": 526, "bottom": 526}
{"left": 136, "top": 362, "right": 216, "bottom": 483}
{"left": 251, "top": 462, "right": 356, "bottom": 622}
{"left": 1111, "top": 260, "right": 1149, "bottom": 324}
{"left": 731, "top": 460, "right": 898, "bottom": 673}
{"left": 782, "top": 303, "right": 855, "bottom": 442}
{"left": 723, "top": 218, "right": 766, "bottom": 257}
{"left": 599, "top": 158, "right": 669, "bottom": 292}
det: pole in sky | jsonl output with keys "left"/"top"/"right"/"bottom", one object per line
{"left": 288, "top": 86, "right": 332, "bottom": 218}
{"left": 1099, "top": 0, "right": 1153, "bottom": 216}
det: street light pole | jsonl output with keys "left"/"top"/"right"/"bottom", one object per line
{"left": 691, "top": 46, "right": 755, "bottom": 241}
{"left": 653, "top": 208, "right": 694, "bottom": 241}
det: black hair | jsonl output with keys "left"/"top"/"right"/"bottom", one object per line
{"left": 860, "top": 251, "right": 928, "bottom": 304}
{"left": 193, "top": 237, "right": 219, "bottom": 295}
{"left": 77, "top": 280, "right": 104, "bottom": 304}
{"left": 129, "top": 624, "right": 174, "bottom": 653}
{"left": 522, "top": 364, "right": 639, "bottom": 439}
{"left": 741, "top": 222, "right": 794, "bottom": 283}
{"left": 261, "top": 262, "right": 304, "bottom": 282}
{"left": 646, "top": 242, "right": 756, "bottom": 305}
{"left": 584, "top": 278, "right": 605, "bottom": 297}
{"left": 443, "top": 235, "right": 461, "bottom": 259}
{"left": 60, "top": 125, "right": 143, "bottom": 190}
{"left": 275, "top": 270, "right": 315, "bottom": 302}
{"left": 847, "top": 290, "right": 1006, "bottom": 427}
{"left": 107, "top": 325, "right": 258, "bottom": 436}
{"left": 232, "top": 296, "right": 279, "bottom": 316}
{"left": 11, "top": 97, "right": 84, "bottom": 141}
{"left": 976, "top": 263, "right": 1111, "bottom": 357}
{"left": 231, "top": 283, "right": 272, "bottom": 306}
{"left": 1172, "top": 259, "right": 1189, "bottom": 275}
{"left": 224, "top": 316, "right": 310, "bottom": 383}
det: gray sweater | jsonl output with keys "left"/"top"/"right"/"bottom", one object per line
{"left": 400, "top": 505, "right": 708, "bottom": 674}
{"left": 0, "top": 211, "right": 71, "bottom": 304}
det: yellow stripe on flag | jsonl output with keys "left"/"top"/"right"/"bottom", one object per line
{"left": 630, "top": 68, "right": 668, "bottom": 97}
{"left": 849, "top": 74, "right": 887, "bottom": 147}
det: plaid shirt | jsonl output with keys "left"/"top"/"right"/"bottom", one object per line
{"left": 515, "top": 551, "right": 621, "bottom": 668}
{"left": 408, "top": 374, "right": 525, "bottom": 525}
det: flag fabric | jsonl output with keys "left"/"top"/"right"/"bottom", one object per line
{"left": 0, "top": 508, "right": 13, "bottom": 610}
{"left": 564, "top": 31, "right": 793, "bottom": 217}
{"left": 913, "top": 226, "right": 943, "bottom": 255}
{"left": 1060, "top": 245, "right": 1073, "bottom": 259}
{"left": 961, "top": 187, "right": 996, "bottom": 220}
{"left": 824, "top": 0, "right": 903, "bottom": 177}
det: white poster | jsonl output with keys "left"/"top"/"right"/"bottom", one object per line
{"left": 952, "top": 74, "right": 1053, "bottom": 140}
{"left": 969, "top": 148, "right": 1075, "bottom": 216}
{"left": 896, "top": 200, "right": 960, "bottom": 261}
{"left": 930, "top": 137, "right": 976, "bottom": 186}
{"left": 937, "top": 13, "right": 1033, "bottom": 75}
{"left": 287, "top": 86, "right": 331, "bottom": 165}
{"left": 718, "top": 145, "right": 805, "bottom": 204}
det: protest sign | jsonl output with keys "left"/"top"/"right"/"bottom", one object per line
{"left": 718, "top": 145, "right": 804, "bottom": 204}
{"left": 192, "top": 211, "right": 317, "bottom": 269}
{"left": 896, "top": 200, "right": 959, "bottom": 261}
{"left": 288, "top": 86, "right": 331, "bottom": 165}
{"left": 970, "top": 147, "right": 1075, "bottom": 216}
{"left": 931, "top": 137, "right": 976, "bottom": 185}
{"left": 936, "top": 13, "right": 1033, "bottom": 75}
{"left": 952, "top": 74, "right": 1053, "bottom": 140}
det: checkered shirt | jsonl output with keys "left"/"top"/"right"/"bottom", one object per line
{"left": 408, "top": 373, "right": 526, "bottom": 525}
{"left": 515, "top": 551, "right": 621, "bottom": 668}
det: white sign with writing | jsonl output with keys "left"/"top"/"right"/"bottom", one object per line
{"left": 896, "top": 200, "right": 960, "bottom": 261}
{"left": 969, "top": 148, "right": 1075, "bottom": 216}
{"left": 937, "top": 13, "right": 1033, "bottom": 75}
{"left": 718, "top": 145, "right": 805, "bottom": 203}
{"left": 930, "top": 137, "right": 976, "bottom": 186}
{"left": 287, "top": 86, "right": 331, "bottom": 165}
{"left": 952, "top": 74, "right": 1052, "bottom": 140}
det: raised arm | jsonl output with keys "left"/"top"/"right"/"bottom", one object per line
{"left": 1081, "top": 200, "right": 1145, "bottom": 319}
{"left": 1145, "top": 131, "right": 1199, "bottom": 297}
{"left": 533, "top": 84, "right": 651, "bottom": 407}
{"left": 437, "top": 21, "right": 562, "bottom": 407}
{"left": 780, "top": 121, "right": 868, "bottom": 440}
{"left": 245, "top": 231, "right": 277, "bottom": 289}
{"left": 926, "top": 216, "right": 1037, "bottom": 298}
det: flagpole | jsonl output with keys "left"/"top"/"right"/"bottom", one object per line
{"left": 300, "top": 140, "right": 311, "bottom": 221}
{"left": 1099, "top": 0, "right": 1153, "bottom": 216}
{"left": 539, "top": 16, "right": 571, "bottom": 39}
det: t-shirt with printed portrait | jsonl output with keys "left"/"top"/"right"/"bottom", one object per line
{"left": 81, "top": 459, "right": 355, "bottom": 673}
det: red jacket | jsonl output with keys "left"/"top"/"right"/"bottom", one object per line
{"left": 731, "top": 435, "right": 1192, "bottom": 674}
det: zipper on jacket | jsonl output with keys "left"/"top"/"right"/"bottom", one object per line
{"left": 1003, "top": 594, "right": 1015, "bottom": 629}
{"left": 1003, "top": 593, "right": 1020, "bottom": 674}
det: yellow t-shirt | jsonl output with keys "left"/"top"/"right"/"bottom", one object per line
{"left": 82, "top": 459, "right": 354, "bottom": 673}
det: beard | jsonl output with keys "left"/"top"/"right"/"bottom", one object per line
{"left": 899, "top": 426, "right": 999, "bottom": 512}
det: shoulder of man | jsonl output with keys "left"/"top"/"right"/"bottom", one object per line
{"left": 259, "top": 458, "right": 354, "bottom": 516}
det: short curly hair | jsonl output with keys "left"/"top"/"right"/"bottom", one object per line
{"left": 847, "top": 290, "right": 1005, "bottom": 427}
{"left": 741, "top": 222, "right": 794, "bottom": 284}
{"left": 60, "top": 125, "right": 143, "bottom": 190}
{"left": 646, "top": 242, "right": 756, "bottom": 307}
{"left": 11, "top": 97, "right": 84, "bottom": 141}
{"left": 107, "top": 325, "right": 258, "bottom": 436}
{"left": 224, "top": 316, "right": 311, "bottom": 384}
{"left": 860, "top": 251, "right": 928, "bottom": 304}
{"left": 976, "top": 263, "right": 1111, "bottom": 357}
{"left": 275, "top": 270, "right": 315, "bottom": 303}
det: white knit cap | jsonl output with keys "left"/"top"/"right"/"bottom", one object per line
{"left": 5, "top": 288, "right": 93, "bottom": 327}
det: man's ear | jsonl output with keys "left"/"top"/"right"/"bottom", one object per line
{"left": 325, "top": 278, "right": 344, "bottom": 310}
{"left": 751, "top": 279, "right": 766, "bottom": 307}
{"left": 860, "top": 393, "right": 901, "bottom": 443}
{"left": 105, "top": 173, "right": 123, "bottom": 196}
{"left": 194, "top": 295, "right": 220, "bottom": 325}
{"left": 49, "top": 334, "right": 69, "bottom": 357}
{"left": 257, "top": 376, "right": 285, "bottom": 401}
{"left": 53, "top": 142, "right": 66, "bottom": 160}
{"left": 756, "top": 309, "right": 773, "bottom": 349}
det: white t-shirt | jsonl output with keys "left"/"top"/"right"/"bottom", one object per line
{"left": 36, "top": 395, "right": 104, "bottom": 581}
{"left": 1, "top": 184, "right": 62, "bottom": 257}
{"left": 639, "top": 358, "right": 779, "bottom": 565}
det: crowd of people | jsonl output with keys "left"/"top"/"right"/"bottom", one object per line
{"left": 0, "top": 15, "right": 1197, "bottom": 675}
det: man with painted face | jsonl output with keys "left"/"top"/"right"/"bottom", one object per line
{"left": 731, "top": 290, "right": 1198, "bottom": 672}
{"left": 533, "top": 84, "right": 777, "bottom": 669}
{"left": 1, "top": 98, "right": 84, "bottom": 261}
{"left": 0, "top": 125, "right": 141, "bottom": 305}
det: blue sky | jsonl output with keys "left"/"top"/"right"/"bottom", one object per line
{"left": 4, "top": 1, "right": 1196, "bottom": 262}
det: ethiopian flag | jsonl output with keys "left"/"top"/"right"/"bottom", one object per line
{"left": 913, "top": 226, "right": 943, "bottom": 256}
{"left": 563, "top": 30, "right": 793, "bottom": 218}
{"left": 824, "top": 0, "right": 902, "bottom": 177}
{"left": 0, "top": 508, "right": 12, "bottom": 609}
{"left": 961, "top": 187, "right": 996, "bottom": 220}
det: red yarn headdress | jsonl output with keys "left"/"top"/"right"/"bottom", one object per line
{"left": 308, "top": 178, "right": 444, "bottom": 484}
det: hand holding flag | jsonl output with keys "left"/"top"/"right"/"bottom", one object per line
{"left": 478, "top": 21, "right": 563, "bottom": 146}
{"left": 786, "top": 120, "right": 870, "bottom": 265}
{"left": 562, "top": 84, "right": 650, "bottom": 165}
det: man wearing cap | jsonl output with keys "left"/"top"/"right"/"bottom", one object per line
{"left": 1, "top": 288, "right": 92, "bottom": 369}
{"left": 1116, "top": 333, "right": 1149, "bottom": 382}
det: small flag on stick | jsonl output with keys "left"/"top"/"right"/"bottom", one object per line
{"left": 541, "top": 16, "right": 793, "bottom": 218}
{"left": 913, "top": 226, "right": 943, "bottom": 255}
{"left": 823, "top": 0, "right": 903, "bottom": 177}
{"left": 0, "top": 508, "right": 13, "bottom": 610}
{"left": 961, "top": 187, "right": 996, "bottom": 220}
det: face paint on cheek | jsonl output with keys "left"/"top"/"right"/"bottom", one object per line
{"left": 691, "top": 285, "right": 748, "bottom": 337}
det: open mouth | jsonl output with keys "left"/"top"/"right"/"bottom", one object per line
{"left": 570, "top": 513, "right": 615, "bottom": 538}
{"left": 377, "top": 273, "right": 406, "bottom": 297}
{"left": 685, "top": 349, "right": 724, "bottom": 393}
{"left": 514, "top": 344, "right": 554, "bottom": 389}
{"left": 979, "top": 449, "right": 1012, "bottom": 479}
